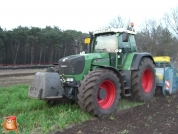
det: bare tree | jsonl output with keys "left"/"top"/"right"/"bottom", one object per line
{"left": 137, "top": 19, "right": 159, "bottom": 54}
{"left": 105, "top": 15, "right": 130, "bottom": 29}
{"left": 137, "top": 18, "right": 178, "bottom": 57}
{"left": 164, "top": 6, "right": 178, "bottom": 35}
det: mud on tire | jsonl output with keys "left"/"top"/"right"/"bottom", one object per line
{"left": 78, "top": 68, "right": 121, "bottom": 117}
{"left": 131, "top": 57, "right": 156, "bottom": 102}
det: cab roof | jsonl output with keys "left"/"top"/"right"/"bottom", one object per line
{"left": 93, "top": 28, "right": 136, "bottom": 35}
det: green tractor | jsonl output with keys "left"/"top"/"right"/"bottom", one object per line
{"left": 28, "top": 25, "right": 156, "bottom": 117}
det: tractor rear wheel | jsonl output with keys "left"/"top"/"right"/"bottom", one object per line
{"left": 78, "top": 68, "right": 121, "bottom": 117}
{"left": 131, "top": 57, "right": 156, "bottom": 102}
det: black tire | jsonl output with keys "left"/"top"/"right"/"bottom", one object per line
{"left": 78, "top": 68, "right": 121, "bottom": 117}
{"left": 131, "top": 57, "right": 156, "bottom": 102}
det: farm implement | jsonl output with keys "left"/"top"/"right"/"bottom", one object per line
{"left": 154, "top": 56, "right": 178, "bottom": 95}
{"left": 29, "top": 23, "right": 159, "bottom": 117}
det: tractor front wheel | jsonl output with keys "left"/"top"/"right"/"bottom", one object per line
{"left": 78, "top": 68, "right": 121, "bottom": 117}
{"left": 131, "top": 57, "right": 156, "bottom": 102}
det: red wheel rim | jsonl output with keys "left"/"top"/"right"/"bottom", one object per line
{"left": 98, "top": 80, "right": 116, "bottom": 109}
{"left": 142, "top": 69, "right": 153, "bottom": 93}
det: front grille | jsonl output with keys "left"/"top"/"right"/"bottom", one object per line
{"left": 58, "top": 55, "right": 85, "bottom": 75}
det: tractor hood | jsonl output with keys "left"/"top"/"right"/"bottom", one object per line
{"left": 58, "top": 53, "right": 110, "bottom": 81}
{"left": 84, "top": 53, "right": 110, "bottom": 66}
{"left": 58, "top": 55, "right": 85, "bottom": 75}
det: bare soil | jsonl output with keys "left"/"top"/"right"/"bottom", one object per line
{"left": 1, "top": 69, "right": 178, "bottom": 134}
{"left": 56, "top": 92, "right": 178, "bottom": 134}
{"left": 0, "top": 69, "right": 45, "bottom": 87}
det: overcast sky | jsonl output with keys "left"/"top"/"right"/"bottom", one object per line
{"left": 0, "top": 0, "right": 178, "bottom": 33}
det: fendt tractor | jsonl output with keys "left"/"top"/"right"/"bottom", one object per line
{"left": 28, "top": 24, "right": 156, "bottom": 117}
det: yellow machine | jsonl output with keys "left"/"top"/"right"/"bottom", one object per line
{"left": 153, "top": 56, "right": 178, "bottom": 95}
{"left": 153, "top": 56, "right": 170, "bottom": 63}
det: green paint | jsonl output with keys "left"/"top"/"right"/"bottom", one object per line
{"left": 60, "top": 53, "right": 110, "bottom": 81}
{"left": 121, "top": 53, "right": 136, "bottom": 70}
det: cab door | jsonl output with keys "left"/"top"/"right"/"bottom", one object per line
{"left": 117, "top": 33, "right": 130, "bottom": 70}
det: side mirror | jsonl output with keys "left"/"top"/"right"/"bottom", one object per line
{"left": 122, "top": 33, "right": 129, "bottom": 42}
{"left": 84, "top": 37, "right": 91, "bottom": 44}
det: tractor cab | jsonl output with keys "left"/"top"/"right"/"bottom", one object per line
{"left": 92, "top": 28, "right": 137, "bottom": 53}
{"left": 85, "top": 27, "right": 137, "bottom": 70}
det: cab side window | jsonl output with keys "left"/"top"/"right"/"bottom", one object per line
{"left": 118, "top": 33, "right": 129, "bottom": 52}
{"left": 122, "top": 33, "right": 129, "bottom": 42}
{"left": 129, "top": 35, "right": 137, "bottom": 52}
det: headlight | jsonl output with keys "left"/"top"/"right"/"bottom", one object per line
{"left": 118, "top": 49, "right": 122, "bottom": 53}
{"left": 66, "top": 78, "right": 74, "bottom": 82}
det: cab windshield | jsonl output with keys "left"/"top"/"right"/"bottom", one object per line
{"left": 94, "top": 34, "right": 117, "bottom": 53}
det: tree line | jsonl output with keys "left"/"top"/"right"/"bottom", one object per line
{"left": 0, "top": 26, "right": 88, "bottom": 65}
{"left": 0, "top": 6, "right": 178, "bottom": 65}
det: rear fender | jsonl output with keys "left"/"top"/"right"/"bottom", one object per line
{"left": 131, "top": 53, "right": 155, "bottom": 70}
